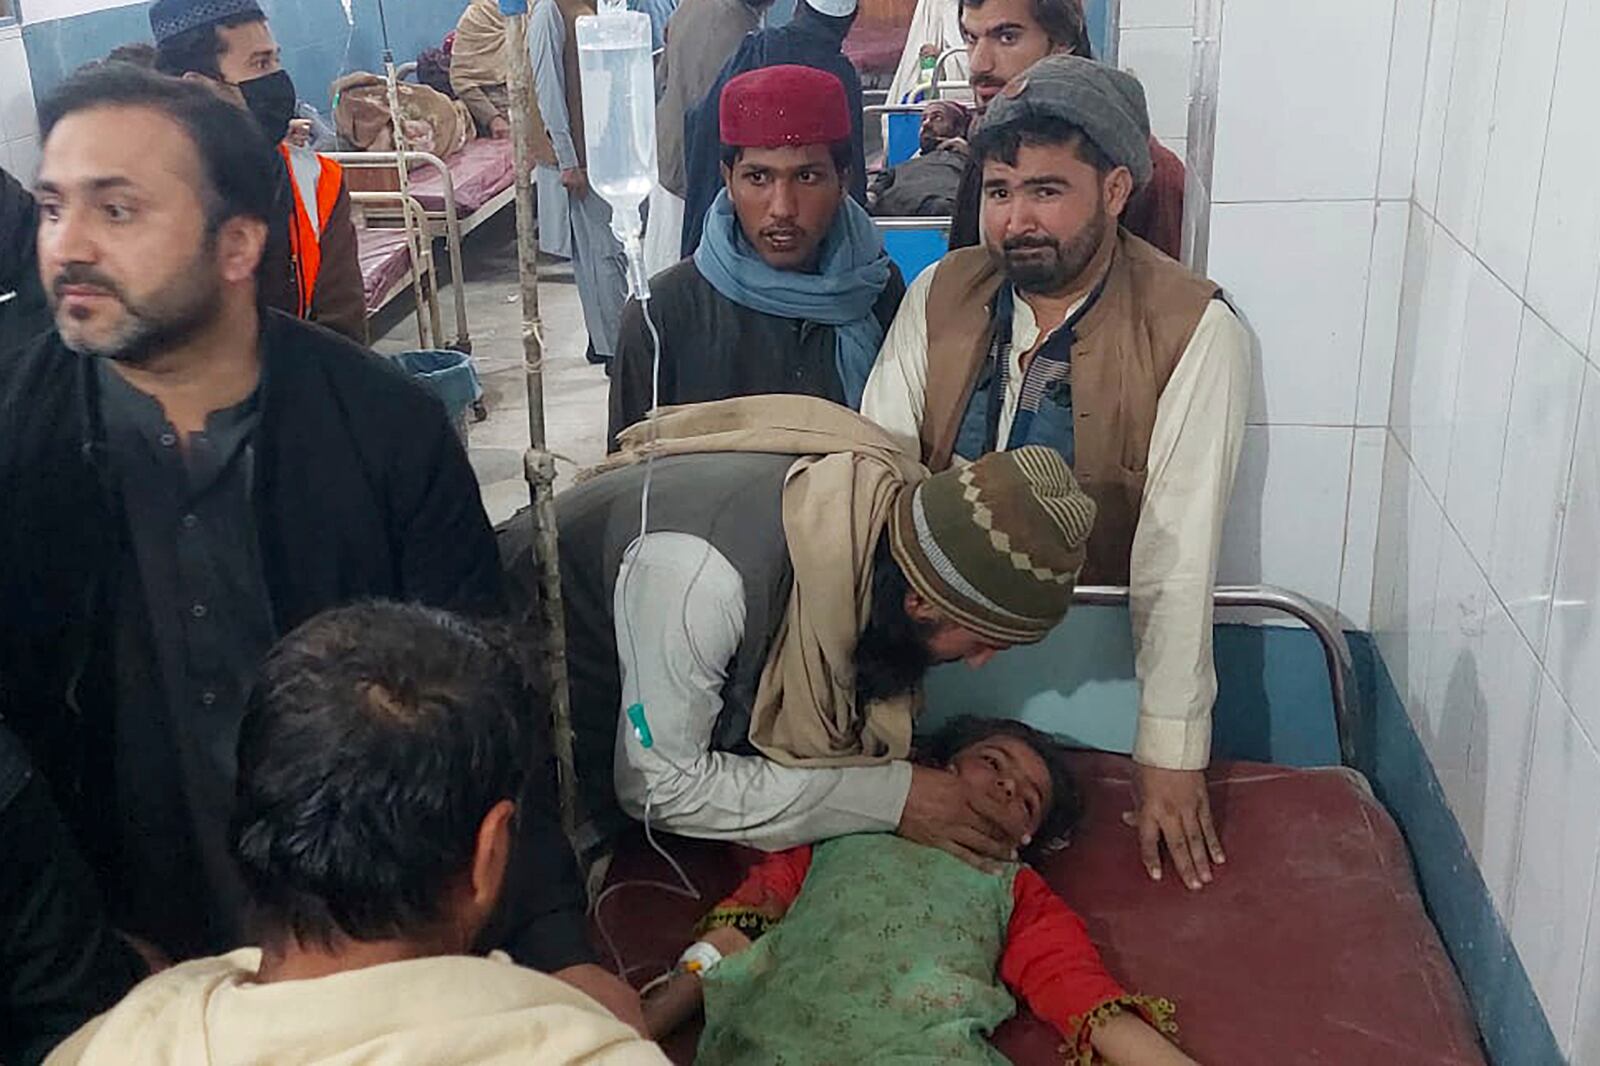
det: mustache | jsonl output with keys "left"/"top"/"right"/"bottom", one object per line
{"left": 1002, "top": 236, "right": 1059, "bottom": 253}
{"left": 51, "top": 265, "right": 125, "bottom": 302}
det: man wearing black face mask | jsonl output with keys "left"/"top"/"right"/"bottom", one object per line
{"left": 149, "top": 0, "right": 367, "bottom": 343}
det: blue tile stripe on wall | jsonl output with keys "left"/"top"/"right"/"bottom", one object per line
{"left": 1349, "top": 633, "right": 1564, "bottom": 1066}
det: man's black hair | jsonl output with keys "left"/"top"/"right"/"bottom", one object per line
{"left": 855, "top": 534, "right": 937, "bottom": 704}
{"left": 230, "top": 601, "right": 533, "bottom": 950}
{"left": 37, "top": 63, "right": 278, "bottom": 233}
{"left": 971, "top": 111, "right": 1114, "bottom": 175}
{"left": 957, "top": 0, "right": 1093, "bottom": 57}
{"left": 721, "top": 139, "right": 854, "bottom": 178}
{"left": 153, "top": 11, "right": 266, "bottom": 80}
{"left": 924, "top": 715, "right": 1080, "bottom": 862}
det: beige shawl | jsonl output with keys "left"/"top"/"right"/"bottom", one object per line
{"left": 44, "top": 950, "right": 669, "bottom": 1066}
{"left": 604, "top": 395, "right": 929, "bottom": 766}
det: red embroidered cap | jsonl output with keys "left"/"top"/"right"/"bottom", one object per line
{"left": 719, "top": 65, "right": 851, "bottom": 148}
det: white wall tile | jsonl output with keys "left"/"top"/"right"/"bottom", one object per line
{"left": 1119, "top": 0, "right": 1194, "bottom": 29}
{"left": 1524, "top": 0, "right": 1600, "bottom": 352}
{"left": 1444, "top": 260, "right": 1523, "bottom": 563}
{"left": 1358, "top": 201, "right": 1411, "bottom": 425}
{"left": 1393, "top": 219, "right": 1472, "bottom": 494}
{"left": 1412, "top": 0, "right": 1462, "bottom": 213}
{"left": 1509, "top": 678, "right": 1600, "bottom": 1055}
{"left": 1473, "top": 0, "right": 1565, "bottom": 295}
{"left": 1370, "top": 430, "right": 1412, "bottom": 637}
{"left": 0, "top": 35, "right": 38, "bottom": 146}
{"left": 1378, "top": 0, "right": 1435, "bottom": 201}
{"left": 1119, "top": 27, "right": 1191, "bottom": 144}
{"left": 1207, "top": 200, "right": 1373, "bottom": 425}
{"left": 1217, "top": 424, "right": 1352, "bottom": 612}
{"left": 1433, "top": 0, "right": 1507, "bottom": 244}
{"left": 1420, "top": 523, "right": 1490, "bottom": 816}
{"left": 1489, "top": 309, "right": 1585, "bottom": 654}
{"left": 1338, "top": 427, "right": 1386, "bottom": 626}
{"left": 1464, "top": 602, "right": 1543, "bottom": 915}
{"left": 5, "top": 135, "right": 37, "bottom": 187}
{"left": 1548, "top": 364, "right": 1600, "bottom": 740}
{"left": 1373, "top": 445, "right": 1446, "bottom": 717}
{"left": 1210, "top": 0, "right": 1390, "bottom": 202}
{"left": 1575, "top": 887, "right": 1600, "bottom": 1066}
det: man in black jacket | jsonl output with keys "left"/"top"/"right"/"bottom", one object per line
{"left": 1, "top": 65, "right": 605, "bottom": 1002}
{"left": 0, "top": 166, "right": 52, "bottom": 359}
{"left": 0, "top": 724, "right": 146, "bottom": 1066}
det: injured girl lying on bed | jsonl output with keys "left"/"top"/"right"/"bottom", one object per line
{"left": 639, "top": 717, "right": 1199, "bottom": 1065}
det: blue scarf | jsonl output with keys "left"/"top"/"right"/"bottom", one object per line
{"left": 694, "top": 190, "right": 892, "bottom": 409}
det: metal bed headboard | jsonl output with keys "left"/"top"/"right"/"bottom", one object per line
{"left": 1072, "top": 584, "right": 1360, "bottom": 766}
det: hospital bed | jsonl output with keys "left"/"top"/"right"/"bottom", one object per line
{"left": 865, "top": 102, "right": 956, "bottom": 282}
{"left": 331, "top": 139, "right": 518, "bottom": 350}
{"left": 591, "top": 585, "right": 1488, "bottom": 1064}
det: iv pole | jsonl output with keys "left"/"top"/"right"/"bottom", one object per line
{"left": 503, "top": 4, "right": 580, "bottom": 842}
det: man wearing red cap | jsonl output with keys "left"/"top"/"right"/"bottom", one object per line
{"left": 607, "top": 65, "right": 905, "bottom": 447}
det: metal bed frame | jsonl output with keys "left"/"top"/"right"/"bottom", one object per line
{"left": 349, "top": 189, "right": 444, "bottom": 350}
{"left": 1072, "top": 584, "right": 1360, "bottom": 765}
{"left": 328, "top": 149, "right": 476, "bottom": 353}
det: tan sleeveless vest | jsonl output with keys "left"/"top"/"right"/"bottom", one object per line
{"left": 921, "top": 231, "right": 1220, "bottom": 583}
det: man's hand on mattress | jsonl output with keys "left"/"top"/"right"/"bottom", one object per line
{"left": 1125, "top": 766, "right": 1223, "bottom": 892}
{"left": 899, "top": 764, "right": 1031, "bottom": 872}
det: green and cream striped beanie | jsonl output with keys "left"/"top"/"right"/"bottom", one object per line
{"left": 888, "top": 446, "right": 1096, "bottom": 644}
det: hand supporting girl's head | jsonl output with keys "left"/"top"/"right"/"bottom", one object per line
{"left": 924, "top": 717, "right": 1080, "bottom": 863}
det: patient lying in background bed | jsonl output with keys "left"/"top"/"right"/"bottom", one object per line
{"left": 642, "top": 717, "right": 1199, "bottom": 1065}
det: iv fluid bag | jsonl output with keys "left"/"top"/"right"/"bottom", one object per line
{"left": 575, "top": 4, "right": 657, "bottom": 218}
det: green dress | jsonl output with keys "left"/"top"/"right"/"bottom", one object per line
{"left": 697, "top": 834, "right": 1020, "bottom": 1065}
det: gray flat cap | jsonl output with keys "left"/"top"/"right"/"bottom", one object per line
{"left": 981, "top": 54, "right": 1154, "bottom": 188}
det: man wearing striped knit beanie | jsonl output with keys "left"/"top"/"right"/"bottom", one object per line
{"left": 552, "top": 391, "right": 1099, "bottom": 874}
{"left": 888, "top": 444, "right": 1095, "bottom": 652}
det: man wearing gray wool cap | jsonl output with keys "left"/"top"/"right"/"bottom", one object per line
{"left": 860, "top": 53, "right": 1252, "bottom": 898}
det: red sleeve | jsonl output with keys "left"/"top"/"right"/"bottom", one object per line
{"left": 695, "top": 846, "right": 812, "bottom": 939}
{"left": 1000, "top": 867, "right": 1177, "bottom": 1057}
